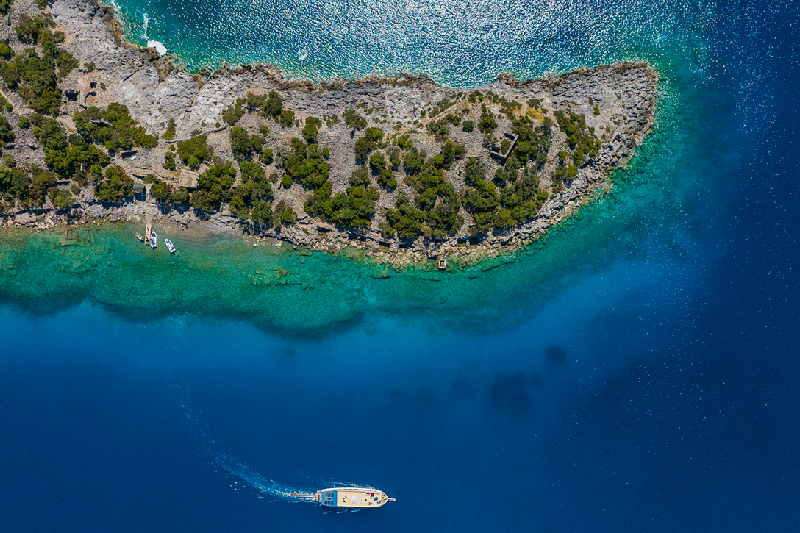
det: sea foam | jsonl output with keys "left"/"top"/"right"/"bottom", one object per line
{"left": 147, "top": 40, "right": 167, "bottom": 55}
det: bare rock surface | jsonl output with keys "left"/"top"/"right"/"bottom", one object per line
{"left": 1, "top": 0, "right": 658, "bottom": 268}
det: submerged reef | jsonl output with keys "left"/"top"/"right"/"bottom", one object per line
{"left": 0, "top": 0, "right": 657, "bottom": 266}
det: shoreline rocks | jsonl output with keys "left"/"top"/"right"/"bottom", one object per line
{"left": 0, "top": 0, "right": 658, "bottom": 268}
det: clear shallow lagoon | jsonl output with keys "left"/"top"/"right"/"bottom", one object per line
{"left": 2, "top": 0, "right": 799, "bottom": 531}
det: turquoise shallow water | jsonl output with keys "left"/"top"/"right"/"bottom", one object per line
{"left": 0, "top": 46, "right": 720, "bottom": 333}
{"left": 114, "top": 0, "right": 714, "bottom": 85}
{"left": 3, "top": 0, "right": 799, "bottom": 531}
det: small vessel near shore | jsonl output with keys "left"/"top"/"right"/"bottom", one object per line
{"left": 165, "top": 238, "right": 176, "bottom": 254}
{"left": 292, "top": 486, "right": 395, "bottom": 508}
{"left": 150, "top": 230, "right": 157, "bottom": 249}
{"left": 135, "top": 232, "right": 144, "bottom": 242}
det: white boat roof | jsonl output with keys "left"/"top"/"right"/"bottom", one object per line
{"left": 318, "top": 487, "right": 389, "bottom": 508}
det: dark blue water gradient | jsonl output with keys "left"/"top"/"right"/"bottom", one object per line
{"left": 2, "top": 0, "right": 800, "bottom": 532}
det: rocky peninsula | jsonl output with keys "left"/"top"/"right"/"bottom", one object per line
{"left": 0, "top": 0, "right": 657, "bottom": 266}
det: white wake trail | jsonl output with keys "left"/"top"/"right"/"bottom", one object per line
{"left": 183, "top": 404, "right": 316, "bottom": 503}
{"left": 166, "top": 322, "right": 316, "bottom": 505}
{"left": 208, "top": 443, "right": 316, "bottom": 503}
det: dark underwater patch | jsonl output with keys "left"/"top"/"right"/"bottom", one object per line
{"left": 488, "top": 373, "right": 532, "bottom": 415}
{"left": 545, "top": 345, "right": 567, "bottom": 364}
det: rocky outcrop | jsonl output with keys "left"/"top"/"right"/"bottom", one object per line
{"left": 1, "top": 0, "right": 658, "bottom": 267}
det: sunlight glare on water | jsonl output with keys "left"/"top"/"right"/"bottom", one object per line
{"left": 113, "top": 0, "right": 716, "bottom": 85}
{"left": 2, "top": 0, "right": 798, "bottom": 531}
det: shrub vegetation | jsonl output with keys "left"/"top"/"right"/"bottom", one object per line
{"left": 163, "top": 119, "right": 176, "bottom": 140}
{"left": 30, "top": 113, "right": 111, "bottom": 184}
{"left": 176, "top": 134, "right": 212, "bottom": 169}
{"left": 230, "top": 126, "right": 264, "bottom": 160}
{"left": 344, "top": 109, "right": 367, "bottom": 130}
{"left": 282, "top": 137, "right": 329, "bottom": 189}
{"left": 95, "top": 165, "right": 133, "bottom": 202}
{"left": 74, "top": 103, "right": 158, "bottom": 152}
{"left": 1, "top": 16, "right": 78, "bottom": 114}
{"left": 304, "top": 165, "right": 379, "bottom": 228}
{"left": 190, "top": 160, "right": 236, "bottom": 211}
{"left": 354, "top": 127, "right": 383, "bottom": 163}
{"left": 553, "top": 110, "right": 600, "bottom": 165}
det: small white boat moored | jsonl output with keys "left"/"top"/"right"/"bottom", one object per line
{"left": 165, "top": 238, "right": 176, "bottom": 254}
{"left": 150, "top": 230, "right": 157, "bottom": 249}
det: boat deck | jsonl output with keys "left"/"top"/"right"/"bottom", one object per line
{"left": 318, "top": 487, "right": 390, "bottom": 508}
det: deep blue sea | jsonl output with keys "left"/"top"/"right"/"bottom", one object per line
{"left": 2, "top": 0, "right": 799, "bottom": 531}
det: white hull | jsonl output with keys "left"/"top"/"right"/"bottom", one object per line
{"left": 309, "top": 486, "right": 395, "bottom": 508}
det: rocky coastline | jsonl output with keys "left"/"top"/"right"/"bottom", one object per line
{"left": 0, "top": 0, "right": 658, "bottom": 267}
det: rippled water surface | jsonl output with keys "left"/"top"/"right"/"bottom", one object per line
{"left": 114, "top": 0, "right": 718, "bottom": 84}
{"left": 1, "top": 0, "right": 798, "bottom": 531}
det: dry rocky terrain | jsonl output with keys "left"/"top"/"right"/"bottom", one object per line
{"left": 0, "top": 0, "right": 658, "bottom": 267}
